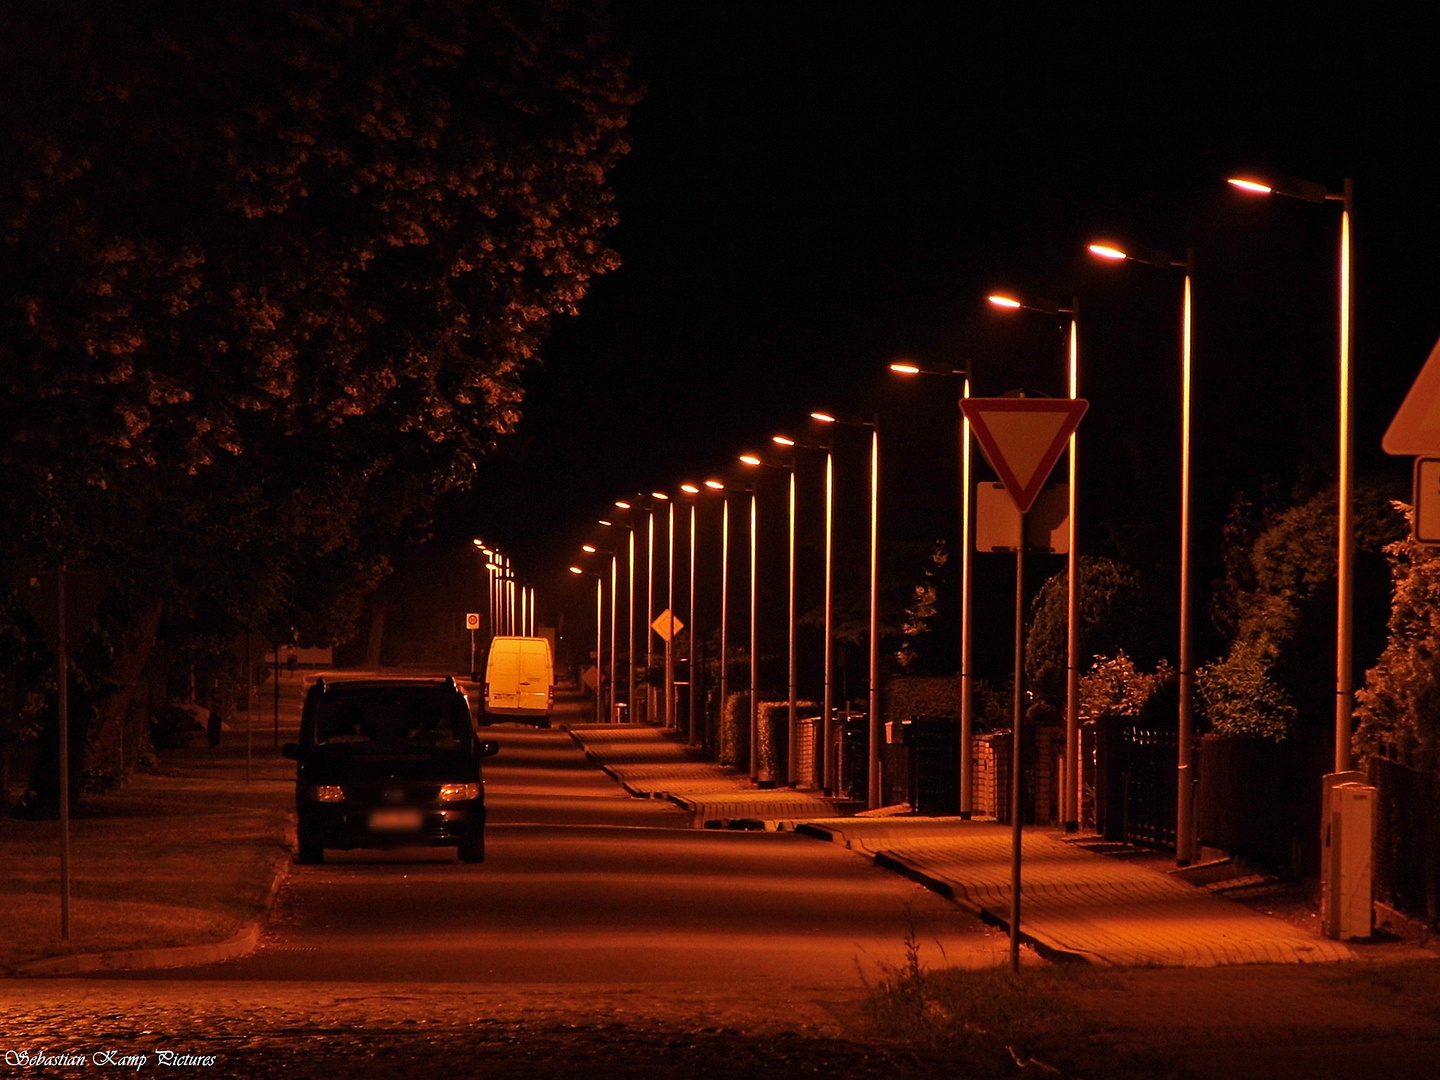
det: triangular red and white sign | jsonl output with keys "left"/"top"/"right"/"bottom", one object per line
{"left": 1384, "top": 332, "right": 1440, "bottom": 456}
{"left": 961, "top": 398, "right": 1088, "bottom": 514}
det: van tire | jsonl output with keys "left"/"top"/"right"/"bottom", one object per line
{"left": 297, "top": 838, "right": 324, "bottom": 865}
{"left": 458, "top": 835, "right": 485, "bottom": 863}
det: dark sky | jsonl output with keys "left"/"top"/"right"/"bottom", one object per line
{"left": 428, "top": 3, "right": 1440, "bottom": 668}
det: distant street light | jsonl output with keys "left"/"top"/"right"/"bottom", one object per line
{"left": 580, "top": 543, "right": 619, "bottom": 723}
{"left": 569, "top": 564, "right": 604, "bottom": 723}
{"left": 604, "top": 507, "right": 638, "bottom": 722}
{"left": 888, "top": 361, "right": 976, "bottom": 817}
{"left": 680, "top": 483, "right": 703, "bottom": 746}
{"left": 1088, "top": 237, "right": 1197, "bottom": 863}
{"left": 989, "top": 292, "right": 1082, "bottom": 834}
{"left": 743, "top": 447, "right": 799, "bottom": 785}
{"left": 1229, "top": 172, "right": 1356, "bottom": 776}
{"left": 811, "top": 410, "right": 882, "bottom": 809}
{"left": 774, "top": 432, "right": 834, "bottom": 790}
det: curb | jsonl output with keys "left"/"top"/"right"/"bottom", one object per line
{"left": 14, "top": 844, "right": 293, "bottom": 977}
{"left": 792, "top": 822, "right": 1096, "bottom": 966}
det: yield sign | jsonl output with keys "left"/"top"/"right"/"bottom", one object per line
{"left": 1383, "top": 332, "right": 1440, "bottom": 455}
{"left": 961, "top": 398, "right": 1088, "bottom": 514}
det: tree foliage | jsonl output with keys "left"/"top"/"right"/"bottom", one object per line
{"left": 1200, "top": 481, "right": 1405, "bottom": 741}
{"left": 0, "top": 0, "right": 635, "bottom": 808}
{"left": 1354, "top": 513, "right": 1440, "bottom": 770}
{"left": 1025, "top": 556, "right": 1151, "bottom": 707}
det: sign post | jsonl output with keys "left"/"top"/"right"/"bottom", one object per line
{"left": 961, "top": 396, "right": 1088, "bottom": 972}
{"left": 466, "top": 613, "right": 482, "bottom": 678}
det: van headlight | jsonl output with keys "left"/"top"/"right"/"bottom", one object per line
{"left": 309, "top": 785, "right": 345, "bottom": 802}
{"left": 438, "top": 783, "right": 481, "bottom": 802}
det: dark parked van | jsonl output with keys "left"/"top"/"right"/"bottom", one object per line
{"left": 283, "top": 677, "right": 498, "bottom": 864}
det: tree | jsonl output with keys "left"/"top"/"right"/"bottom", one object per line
{"left": 1354, "top": 513, "right": 1440, "bottom": 770}
{"left": 1025, "top": 556, "right": 1153, "bottom": 708}
{"left": 1199, "top": 481, "right": 1404, "bottom": 741}
{"left": 1, "top": 0, "right": 636, "bottom": 812}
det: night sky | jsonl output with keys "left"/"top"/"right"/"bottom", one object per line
{"left": 427, "top": 5, "right": 1440, "bottom": 678}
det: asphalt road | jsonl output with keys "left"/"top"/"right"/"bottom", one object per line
{"left": 1, "top": 703, "right": 1009, "bottom": 1078}
{"left": 131, "top": 716, "right": 1004, "bottom": 986}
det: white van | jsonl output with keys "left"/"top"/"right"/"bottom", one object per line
{"left": 482, "top": 636, "right": 554, "bottom": 726}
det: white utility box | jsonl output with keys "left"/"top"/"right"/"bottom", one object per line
{"left": 1322, "top": 778, "right": 1376, "bottom": 940}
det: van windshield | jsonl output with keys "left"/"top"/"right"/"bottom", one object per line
{"left": 313, "top": 690, "right": 471, "bottom": 751}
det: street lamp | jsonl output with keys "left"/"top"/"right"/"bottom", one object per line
{"left": 988, "top": 291, "right": 1082, "bottom": 834}
{"left": 705, "top": 479, "right": 742, "bottom": 763}
{"left": 811, "top": 410, "right": 883, "bottom": 809}
{"left": 743, "top": 447, "right": 799, "bottom": 785}
{"left": 1228, "top": 172, "right": 1356, "bottom": 776}
{"left": 887, "top": 361, "right": 976, "bottom": 816}
{"left": 582, "top": 542, "right": 619, "bottom": 723}
{"left": 657, "top": 491, "right": 676, "bottom": 729}
{"left": 680, "top": 483, "right": 703, "bottom": 746}
{"left": 734, "top": 456, "right": 764, "bottom": 783}
{"left": 774, "top": 433, "right": 834, "bottom": 790}
{"left": 569, "top": 564, "right": 604, "bottom": 723}
{"left": 606, "top": 505, "right": 638, "bottom": 722}
{"left": 1088, "top": 237, "right": 1197, "bottom": 863}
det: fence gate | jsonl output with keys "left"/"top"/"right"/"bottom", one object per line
{"left": 1094, "top": 716, "right": 1177, "bottom": 850}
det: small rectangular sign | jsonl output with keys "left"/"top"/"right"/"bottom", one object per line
{"left": 1414, "top": 458, "right": 1440, "bottom": 544}
{"left": 975, "top": 483, "right": 1069, "bottom": 552}
{"left": 465, "top": 613, "right": 481, "bottom": 630}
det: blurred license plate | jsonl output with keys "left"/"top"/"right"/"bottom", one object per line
{"left": 369, "top": 808, "right": 423, "bottom": 831}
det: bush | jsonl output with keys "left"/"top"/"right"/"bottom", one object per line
{"left": 149, "top": 703, "right": 208, "bottom": 750}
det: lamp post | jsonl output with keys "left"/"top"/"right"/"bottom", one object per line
{"left": 608, "top": 504, "right": 638, "bottom": 722}
{"left": 989, "top": 292, "right": 1081, "bottom": 833}
{"left": 659, "top": 492, "right": 676, "bottom": 729}
{"left": 569, "top": 564, "right": 604, "bottom": 723}
{"left": 1228, "top": 173, "right": 1355, "bottom": 776}
{"left": 725, "top": 465, "right": 761, "bottom": 783}
{"left": 582, "top": 543, "right": 617, "bottom": 723}
{"left": 706, "top": 480, "right": 731, "bottom": 757}
{"left": 812, "top": 411, "right": 882, "bottom": 809}
{"left": 1089, "top": 238, "right": 1196, "bottom": 862}
{"left": 743, "top": 448, "right": 799, "bottom": 786}
{"left": 773, "top": 433, "right": 834, "bottom": 789}
{"left": 680, "top": 483, "right": 703, "bottom": 745}
{"left": 888, "top": 362, "right": 975, "bottom": 815}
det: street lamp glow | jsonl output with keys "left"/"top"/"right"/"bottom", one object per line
{"left": 597, "top": 519, "right": 612, "bottom": 527}
{"left": 739, "top": 454, "right": 762, "bottom": 466}
{"left": 988, "top": 294, "right": 1022, "bottom": 309}
{"left": 1088, "top": 244, "right": 1128, "bottom": 260}
{"left": 772, "top": 435, "right": 796, "bottom": 446}
{"left": 652, "top": 492, "right": 669, "bottom": 501}
{"left": 680, "top": 483, "right": 700, "bottom": 494}
{"left": 569, "top": 566, "right": 583, "bottom": 575}
{"left": 810, "top": 411, "right": 836, "bottom": 424}
{"left": 582, "top": 544, "right": 597, "bottom": 553}
{"left": 704, "top": 479, "right": 724, "bottom": 490}
{"left": 889, "top": 362, "right": 922, "bottom": 375}
{"left": 1227, "top": 177, "right": 1273, "bottom": 195}
{"left": 614, "top": 500, "right": 631, "bottom": 509}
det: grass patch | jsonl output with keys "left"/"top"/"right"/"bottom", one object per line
{"left": 861, "top": 913, "right": 1194, "bottom": 1078}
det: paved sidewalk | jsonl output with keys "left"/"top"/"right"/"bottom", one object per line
{"left": 565, "top": 723, "right": 1377, "bottom": 969}
{"left": 798, "top": 817, "right": 1357, "bottom": 967}
{"left": 566, "top": 724, "right": 843, "bottom": 826}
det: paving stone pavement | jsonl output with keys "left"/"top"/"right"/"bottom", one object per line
{"left": 567, "top": 724, "right": 841, "bottom": 825}
{"left": 567, "top": 724, "right": 1375, "bottom": 968}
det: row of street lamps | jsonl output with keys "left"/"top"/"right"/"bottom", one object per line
{"left": 471, "top": 540, "right": 535, "bottom": 642}
{"left": 566, "top": 171, "right": 1356, "bottom": 849}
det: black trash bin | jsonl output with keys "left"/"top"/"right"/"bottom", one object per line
{"left": 832, "top": 711, "right": 869, "bottom": 801}
{"left": 898, "top": 715, "right": 960, "bottom": 814}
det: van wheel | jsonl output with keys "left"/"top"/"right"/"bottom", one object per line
{"left": 297, "top": 838, "right": 324, "bottom": 865}
{"left": 458, "top": 836, "right": 485, "bottom": 864}
{"left": 537, "top": 719, "right": 551, "bottom": 729}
